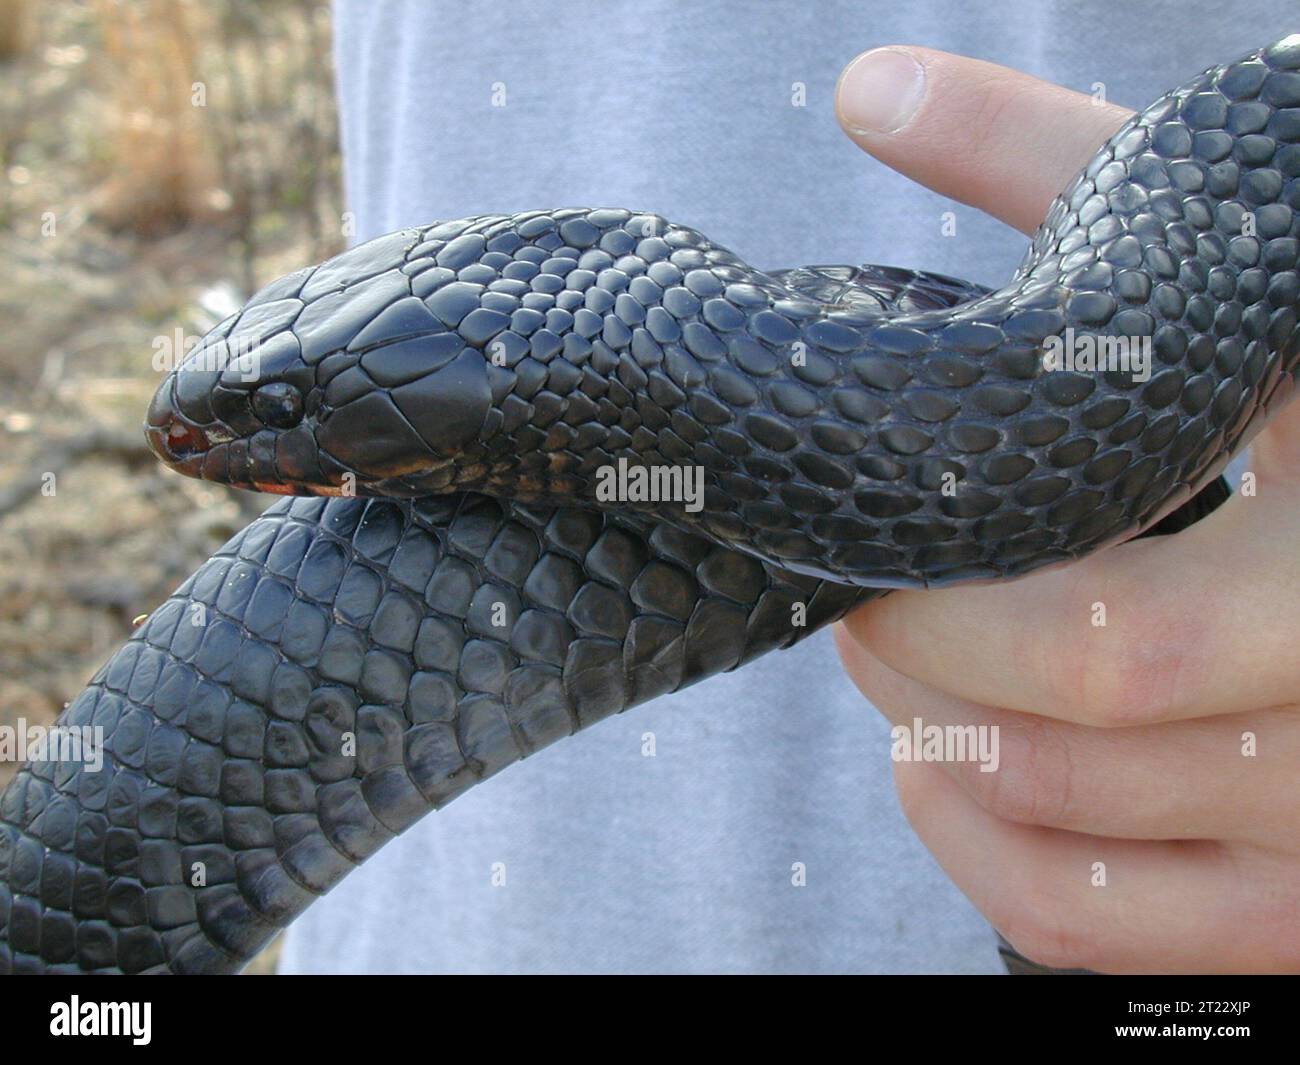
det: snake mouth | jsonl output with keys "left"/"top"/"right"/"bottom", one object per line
{"left": 146, "top": 379, "right": 365, "bottom": 498}
{"left": 147, "top": 419, "right": 209, "bottom": 459}
{"left": 145, "top": 425, "right": 340, "bottom": 498}
{"left": 143, "top": 383, "right": 223, "bottom": 482}
{"left": 145, "top": 374, "right": 211, "bottom": 464}
{"left": 145, "top": 374, "right": 248, "bottom": 477}
{"left": 143, "top": 421, "right": 211, "bottom": 480}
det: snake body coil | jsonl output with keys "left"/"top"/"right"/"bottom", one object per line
{"left": 2, "top": 38, "right": 1298, "bottom": 972}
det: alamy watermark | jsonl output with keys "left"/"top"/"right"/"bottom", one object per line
{"left": 151, "top": 329, "right": 262, "bottom": 382}
{"left": 50, "top": 997, "right": 150, "bottom": 1045}
{"left": 0, "top": 718, "right": 104, "bottom": 773}
{"left": 891, "top": 717, "right": 1000, "bottom": 773}
{"left": 594, "top": 458, "right": 704, "bottom": 513}
{"left": 1042, "top": 327, "right": 1151, "bottom": 383}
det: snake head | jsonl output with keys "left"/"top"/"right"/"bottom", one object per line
{"left": 145, "top": 226, "right": 501, "bottom": 497}
{"left": 145, "top": 309, "right": 322, "bottom": 494}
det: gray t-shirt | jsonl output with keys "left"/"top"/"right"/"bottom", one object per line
{"left": 280, "top": 0, "right": 1288, "bottom": 974}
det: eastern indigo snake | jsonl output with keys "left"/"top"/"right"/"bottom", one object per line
{"left": 2, "top": 37, "right": 1298, "bottom": 973}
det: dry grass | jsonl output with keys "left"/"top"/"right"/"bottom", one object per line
{"left": 0, "top": 0, "right": 345, "bottom": 973}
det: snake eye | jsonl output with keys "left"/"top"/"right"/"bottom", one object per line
{"left": 252, "top": 381, "right": 304, "bottom": 429}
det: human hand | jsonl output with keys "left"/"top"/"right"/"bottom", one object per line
{"left": 833, "top": 45, "right": 1300, "bottom": 973}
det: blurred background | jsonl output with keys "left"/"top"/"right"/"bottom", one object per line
{"left": 0, "top": 0, "right": 343, "bottom": 969}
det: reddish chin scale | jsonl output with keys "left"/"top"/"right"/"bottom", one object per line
{"left": 164, "top": 420, "right": 209, "bottom": 457}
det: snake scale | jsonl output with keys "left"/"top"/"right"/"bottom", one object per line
{"left": 2, "top": 37, "right": 1298, "bottom": 973}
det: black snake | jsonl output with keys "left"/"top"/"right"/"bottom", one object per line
{"left": 2, "top": 37, "right": 1298, "bottom": 973}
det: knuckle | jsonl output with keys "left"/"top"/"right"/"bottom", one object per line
{"left": 948, "top": 75, "right": 1017, "bottom": 149}
{"left": 1058, "top": 584, "right": 1194, "bottom": 727}
{"left": 970, "top": 720, "right": 1077, "bottom": 827}
{"left": 1089, "top": 638, "right": 1182, "bottom": 727}
{"left": 951, "top": 78, "right": 1035, "bottom": 194}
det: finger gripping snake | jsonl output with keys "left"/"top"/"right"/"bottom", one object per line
{"left": 2, "top": 38, "right": 1298, "bottom": 973}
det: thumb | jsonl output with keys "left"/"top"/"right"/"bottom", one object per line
{"left": 834, "top": 46, "right": 1133, "bottom": 236}
{"left": 834, "top": 47, "right": 1300, "bottom": 484}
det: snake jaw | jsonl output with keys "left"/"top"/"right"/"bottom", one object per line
{"left": 145, "top": 385, "right": 374, "bottom": 499}
{"left": 162, "top": 419, "right": 208, "bottom": 458}
{"left": 143, "top": 417, "right": 210, "bottom": 477}
{"left": 248, "top": 480, "right": 303, "bottom": 496}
